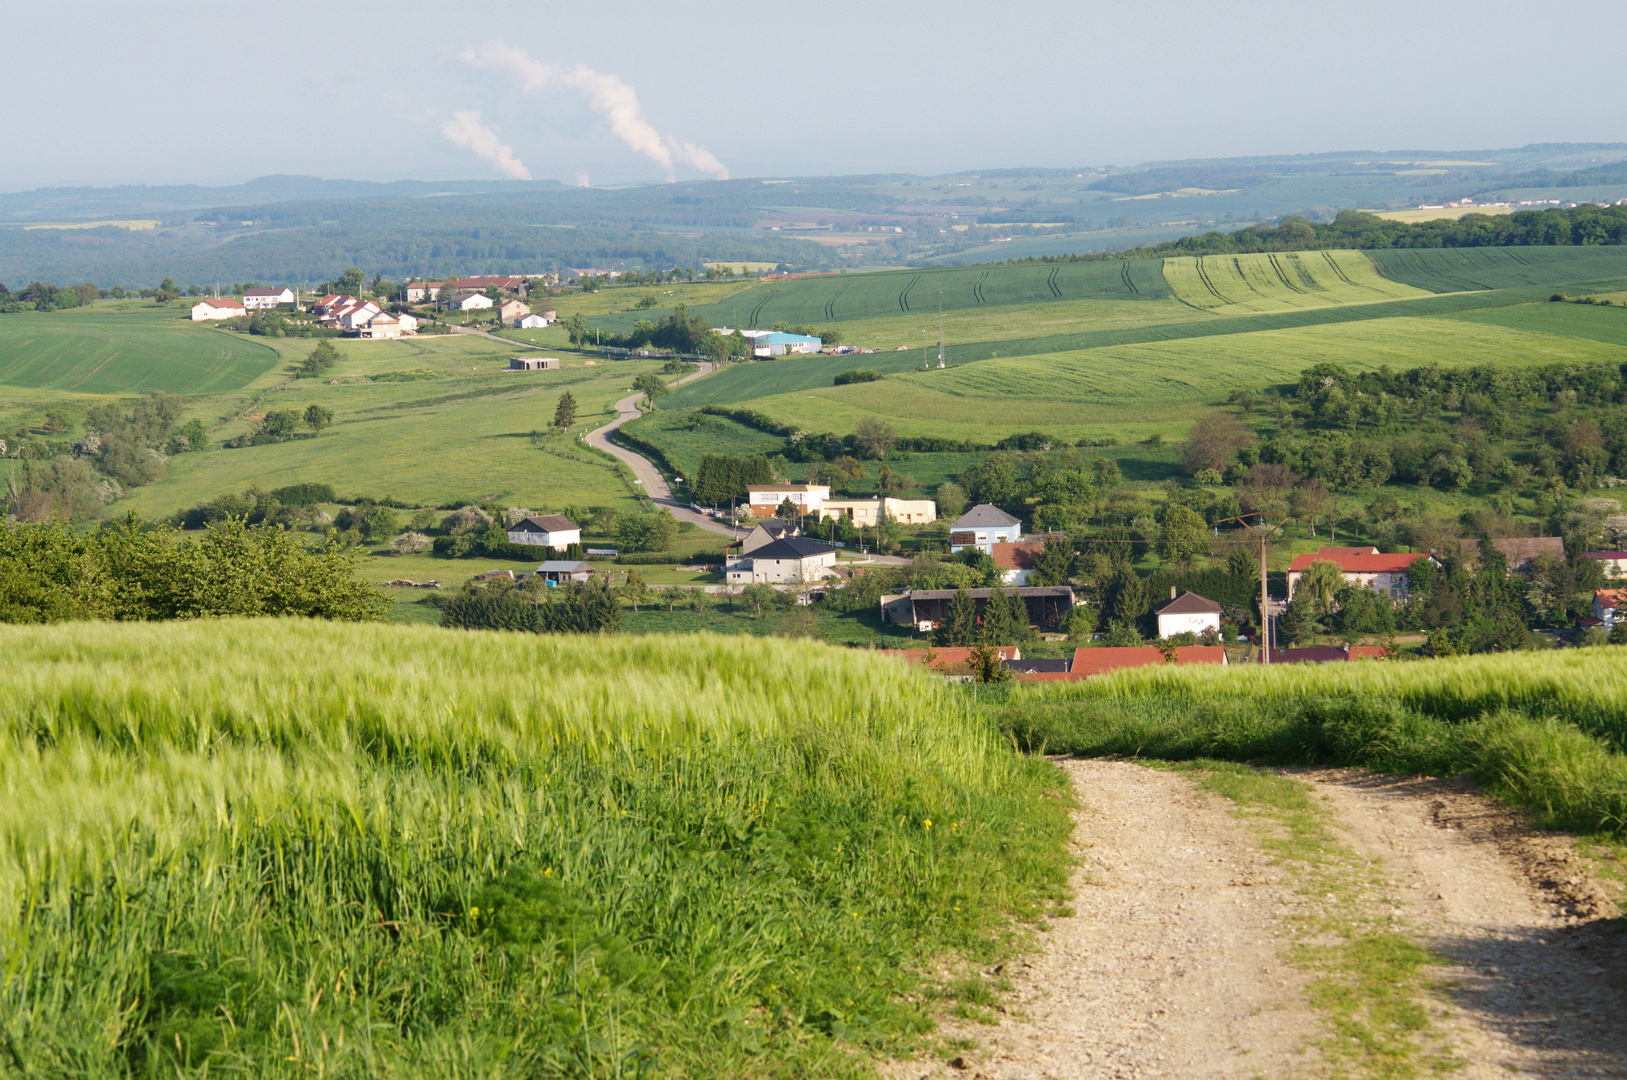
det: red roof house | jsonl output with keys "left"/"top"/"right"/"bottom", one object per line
{"left": 1286, "top": 547, "right": 1431, "bottom": 600}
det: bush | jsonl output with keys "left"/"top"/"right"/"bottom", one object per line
{"left": 440, "top": 580, "right": 621, "bottom": 634}
{"left": 391, "top": 531, "right": 431, "bottom": 555}
{"left": 270, "top": 483, "right": 336, "bottom": 507}
{"left": 833, "top": 369, "right": 882, "bottom": 385}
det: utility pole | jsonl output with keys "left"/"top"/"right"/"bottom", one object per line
{"left": 938, "top": 287, "right": 945, "bottom": 367}
{"left": 1259, "top": 527, "right": 1271, "bottom": 664}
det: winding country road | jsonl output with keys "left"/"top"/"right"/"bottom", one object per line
{"left": 585, "top": 363, "right": 746, "bottom": 539}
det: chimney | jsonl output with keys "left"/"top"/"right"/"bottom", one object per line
{"left": 1170, "top": 586, "right": 1177, "bottom": 600}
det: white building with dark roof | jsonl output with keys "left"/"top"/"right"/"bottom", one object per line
{"left": 243, "top": 286, "right": 295, "bottom": 309}
{"left": 725, "top": 536, "right": 839, "bottom": 585}
{"left": 506, "top": 514, "right": 581, "bottom": 548}
{"left": 1154, "top": 589, "right": 1223, "bottom": 639}
{"left": 949, "top": 504, "right": 1022, "bottom": 554}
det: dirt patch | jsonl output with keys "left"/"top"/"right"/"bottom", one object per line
{"left": 1292, "top": 768, "right": 1627, "bottom": 1079}
{"left": 891, "top": 759, "right": 1322, "bottom": 1079}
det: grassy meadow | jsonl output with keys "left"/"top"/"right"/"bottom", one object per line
{"left": 0, "top": 301, "right": 278, "bottom": 395}
{"left": 0, "top": 619, "right": 1071, "bottom": 1077}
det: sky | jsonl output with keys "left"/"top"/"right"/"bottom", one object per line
{"left": 4, "top": 0, "right": 1625, "bottom": 191}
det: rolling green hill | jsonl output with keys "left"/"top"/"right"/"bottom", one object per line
{"left": 0, "top": 303, "right": 278, "bottom": 395}
{"left": 1369, "top": 245, "right": 1627, "bottom": 292}
{"left": 1162, "top": 250, "right": 1431, "bottom": 313}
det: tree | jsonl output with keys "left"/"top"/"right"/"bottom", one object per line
{"left": 1030, "top": 536, "right": 1075, "bottom": 587}
{"left": 1065, "top": 604, "right": 1098, "bottom": 642}
{"left": 1294, "top": 559, "right": 1346, "bottom": 614}
{"left": 965, "top": 639, "right": 1012, "bottom": 684}
{"left": 334, "top": 268, "right": 365, "bottom": 295}
{"left": 657, "top": 585, "right": 687, "bottom": 612}
{"left": 1288, "top": 480, "right": 1331, "bottom": 537}
{"left": 1101, "top": 562, "right": 1150, "bottom": 626}
{"left": 553, "top": 391, "right": 578, "bottom": 429}
{"left": 935, "top": 586, "right": 978, "bottom": 646}
{"left": 1101, "top": 619, "right": 1143, "bottom": 646}
{"left": 304, "top": 404, "right": 334, "bottom": 436}
{"left": 775, "top": 497, "right": 799, "bottom": 522}
{"left": 633, "top": 373, "right": 670, "bottom": 409}
{"left": 1093, "top": 458, "right": 1122, "bottom": 490}
{"left": 854, "top": 417, "right": 897, "bottom": 460}
{"left": 620, "top": 568, "right": 648, "bottom": 613}
{"left": 876, "top": 464, "right": 912, "bottom": 498}
{"left": 615, "top": 512, "right": 677, "bottom": 552}
{"left": 740, "top": 582, "right": 776, "bottom": 618}
{"left": 260, "top": 410, "right": 298, "bottom": 442}
{"left": 935, "top": 481, "right": 967, "bottom": 520}
{"left": 178, "top": 419, "right": 208, "bottom": 451}
{"left": 1157, "top": 504, "right": 1208, "bottom": 571}
{"left": 1180, "top": 411, "right": 1255, "bottom": 475}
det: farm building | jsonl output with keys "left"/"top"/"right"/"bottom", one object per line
{"left": 949, "top": 505, "right": 1022, "bottom": 554}
{"left": 1594, "top": 588, "right": 1627, "bottom": 628}
{"left": 510, "top": 357, "right": 560, "bottom": 371}
{"left": 190, "top": 297, "right": 246, "bottom": 321}
{"left": 1286, "top": 547, "right": 1432, "bottom": 601}
{"left": 243, "top": 286, "right": 295, "bottom": 309}
{"left": 739, "top": 519, "right": 799, "bottom": 554}
{"left": 506, "top": 514, "right": 581, "bottom": 548}
{"left": 517, "top": 313, "right": 552, "bottom": 329}
{"left": 817, "top": 498, "right": 937, "bottom": 527}
{"left": 746, "top": 483, "right": 831, "bottom": 518}
{"left": 533, "top": 560, "right": 594, "bottom": 584}
{"left": 497, "top": 299, "right": 530, "bottom": 322}
{"left": 880, "top": 586, "right": 1076, "bottom": 632}
{"left": 445, "top": 276, "right": 527, "bottom": 296}
{"left": 1154, "top": 589, "right": 1222, "bottom": 639}
{"left": 448, "top": 292, "right": 493, "bottom": 311}
{"left": 724, "top": 536, "right": 839, "bottom": 585}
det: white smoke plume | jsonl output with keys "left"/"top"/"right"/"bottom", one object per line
{"left": 440, "top": 111, "right": 533, "bottom": 180}
{"left": 461, "top": 42, "right": 728, "bottom": 181}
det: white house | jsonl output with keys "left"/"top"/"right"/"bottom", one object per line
{"left": 405, "top": 281, "right": 444, "bottom": 303}
{"left": 243, "top": 286, "right": 295, "bottom": 309}
{"left": 725, "top": 536, "right": 839, "bottom": 585}
{"left": 1587, "top": 551, "right": 1627, "bottom": 577}
{"left": 990, "top": 539, "right": 1046, "bottom": 586}
{"left": 190, "top": 297, "right": 246, "bottom": 321}
{"left": 336, "top": 302, "right": 385, "bottom": 331}
{"left": 506, "top": 514, "right": 581, "bottom": 548}
{"left": 1594, "top": 588, "right": 1627, "bottom": 628}
{"left": 448, "top": 291, "right": 493, "bottom": 311}
{"left": 1155, "top": 590, "right": 1223, "bottom": 639}
{"left": 517, "top": 313, "right": 553, "bottom": 329}
{"left": 949, "top": 504, "right": 1022, "bottom": 554}
{"left": 746, "top": 483, "right": 831, "bottom": 518}
{"left": 1286, "top": 547, "right": 1431, "bottom": 601}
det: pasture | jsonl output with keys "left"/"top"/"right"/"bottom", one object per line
{"left": 1161, "top": 250, "right": 1430, "bottom": 314}
{"left": 0, "top": 620, "right": 1069, "bottom": 1076}
{"left": 0, "top": 301, "right": 278, "bottom": 394}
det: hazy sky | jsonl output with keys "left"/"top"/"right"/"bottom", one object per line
{"left": 5, "top": 0, "right": 1624, "bottom": 191}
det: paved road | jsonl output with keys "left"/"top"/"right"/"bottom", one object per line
{"left": 585, "top": 364, "right": 746, "bottom": 540}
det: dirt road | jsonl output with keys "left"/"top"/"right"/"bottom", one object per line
{"left": 900, "top": 761, "right": 1625, "bottom": 1080}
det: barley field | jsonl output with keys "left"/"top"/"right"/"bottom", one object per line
{"left": 0, "top": 620, "right": 1070, "bottom": 1077}
{"left": 1161, "top": 250, "right": 1431, "bottom": 314}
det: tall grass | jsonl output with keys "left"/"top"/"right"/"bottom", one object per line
{"left": 0, "top": 620, "right": 1071, "bottom": 1077}
{"left": 1002, "top": 649, "right": 1627, "bottom": 835}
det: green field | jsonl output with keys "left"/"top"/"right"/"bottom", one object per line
{"left": 1369, "top": 245, "right": 1627, "bottom": 292}
{"left": 733, "top": 312, "right": 1627, "bottom": 443}
{"left": 0, "top": 619, "right": 1069, "bottom": 1075}
{"left": 0, "top": 301, "right": 279, "bottom": 394}
{"left": 1162, "top": 250, "right": 1431, "bottom": 314}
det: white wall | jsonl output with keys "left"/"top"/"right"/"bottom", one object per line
{"left": 1158, "top": 611, "right": 1220, "bottom": 639}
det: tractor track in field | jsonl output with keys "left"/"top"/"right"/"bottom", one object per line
{"left": 973, "top": 271, "right": 988, "bottom": 304}
{"left": 1046, "top": 266, "right": 1063, "bottom": 299}
{"left": 895, "top": 761, "right": 1626, "bottom": 1080}
{"left": 1268, "top": 253, "right": 1309, "bottom": 294}
{"left": 1119, "top": 262, "right": 1138, "bottom": 295}
{"left": 899, "top": 275, "right": 921, "bottom": 313}
{"left": 824, "top": 281, "right": 850, "bottom": 321}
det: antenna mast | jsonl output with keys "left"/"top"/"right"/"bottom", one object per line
{"left": 937, "top": 288, "right": 945, "bottom": 367}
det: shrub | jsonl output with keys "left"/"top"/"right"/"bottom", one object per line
{"left": 833, "top": 369, "right": 882, "bottom": 385}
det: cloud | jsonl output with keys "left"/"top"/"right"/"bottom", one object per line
{"left": 460, "top": 42, "right": 728, "bottom": 181}
{"left": 440, "top": 111, "right": 532, "bottom": 180}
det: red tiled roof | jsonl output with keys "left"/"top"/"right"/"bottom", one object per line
{"left": 196, "top": 296, "right": 245, "bottom": 308}
{"left": 990, "top": 540, "right": 1045, "bottom": 571}
{"left": 1174, "top": 646, "right": 1227, "bottom": 665}
{"left": 1346, "top": 646, "right": 1390, "bottom": 660}
{"left": 1595, "top": 588, "right": 1627, "bottom": 610}
{"left": 1287, "top": 551, "right": 1424, "bottom": 574}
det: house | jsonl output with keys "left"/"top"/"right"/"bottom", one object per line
{"left": 746, "top": 483, "right": 831, "bottom": 518}
{"left": 190, "top": 297, "right": 246, "bottom": 321}
{"left": 1593, "top": 588, "right": 1627, "bottom": 628}
{"left": 724, "top": 536, "right": 839, "bottom": 585}
{"left": 1273, "top": 645, "right": 1391, "bottom": 664}
{"left": 991, "top": 539, "right": 1046, "bottom": 586}
{"left": 243, "top": 286, "right": 295, "bottom": 309}
{"left": 497, "top": 299, "right": 530, "bottom": 323}
{"left": 357, "top": 312, "right": 413, "bottom": 339}
{"left": 517, "top": 313, "right": 552, "bottom": 329}
{"left": 1457, "top": 537, "right": 1565, "bottom": 575}
{"left": 448, "top": 291, "right": 493, "bottom": 311}
{"left": 534, "top": 560, "right": 594, "bottom": 584}
{"left": 405, "top": 281, "right": 444, "bottom": 303}
{"left": 879, "top": 647, "right": 1023, "bottom": 678}
{"left": 1286, "top": 547, "right": 1431, "bottom": 600}
{"left": 881, "top": 586, "right": 1077, "bottom": 632}
{"left": 740, "top": 519, "right": 799, "bottom": 554}
{"left": 510, "top": 357, "right": 560, "bottom": 371}
{"left": 311, "top": 294, "right": 351, "bottom": 318}
{"left": 506, "top": 514, "right": 581, "bottom": 548}
{"left": 1155, "top": 589, "right": 1223, "bottom": 639}
{"left": 1587, "top": 551, "right": 1627, "bottom": 577}
{"left": 335, "top": 302, "right": 384, "bottom": 331}
{"left": 444, "top": 275, "right": 527, "bottom": 296}
{"left": 949, "top": 505, "right": 1022, "bottom": 554}
{"left": 817, "top": 498, "right": 938, "bottom": 527}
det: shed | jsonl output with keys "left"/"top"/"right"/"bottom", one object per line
{"left": 536, "top": 560, "right": 594, "bottom": 584}
{"left": 510, "top": 357, "right": 560, "bottom": 371}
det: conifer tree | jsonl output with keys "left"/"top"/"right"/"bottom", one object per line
{"left": 936, "top": 586, "right": 978, "bottom": 647}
